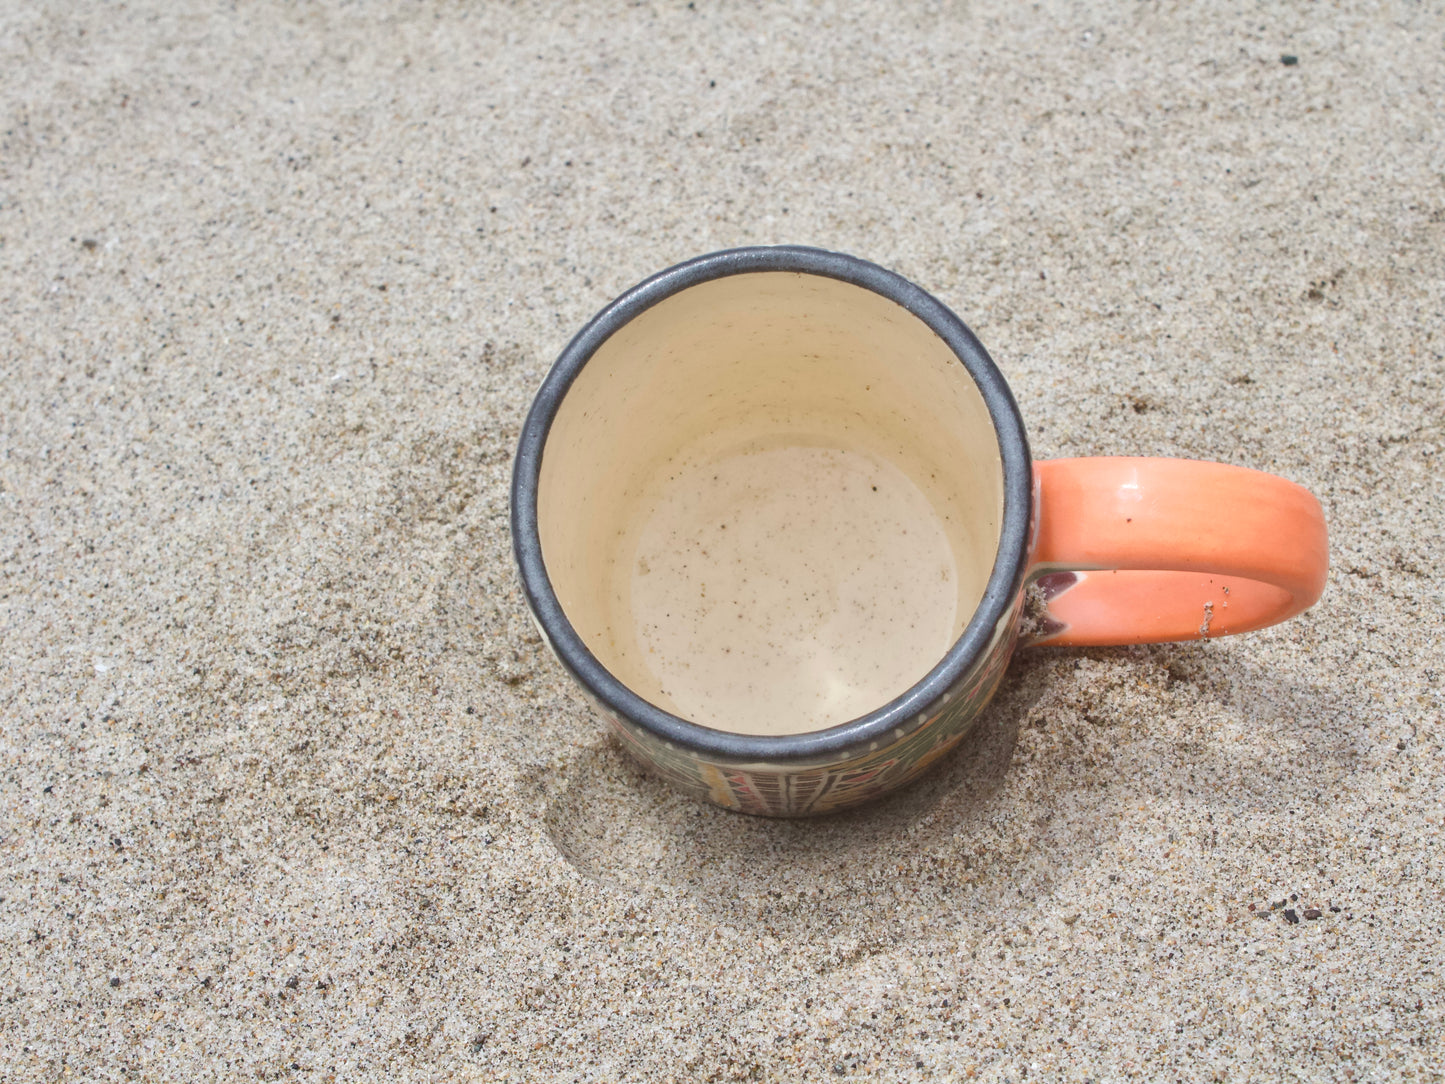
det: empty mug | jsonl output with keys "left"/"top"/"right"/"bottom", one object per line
{"left": 511, "top": 247, "right": 1328, "bottom": 816}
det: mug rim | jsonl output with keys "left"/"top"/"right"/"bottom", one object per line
{"left": 511, "top": 245, "right": 1033, "bottom": 763}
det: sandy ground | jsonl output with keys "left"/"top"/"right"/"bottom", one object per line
{"left": 2, "top": 2, "right": 1443, "bottom": 1080}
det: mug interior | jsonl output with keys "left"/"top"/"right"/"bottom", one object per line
{"left": 536, "top": 271, "right": 1004, "bottom": 736}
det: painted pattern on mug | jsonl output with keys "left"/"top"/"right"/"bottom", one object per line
{"left": 575, "top": 589, "right": 1024, "bottom": 817}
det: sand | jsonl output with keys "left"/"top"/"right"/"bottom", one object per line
{"left": 2, "top": 1, "right": 1442, "bottom": 1080}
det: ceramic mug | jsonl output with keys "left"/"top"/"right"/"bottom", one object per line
{"left": 511, "top": 246, "right": 1328, "bottom": 816}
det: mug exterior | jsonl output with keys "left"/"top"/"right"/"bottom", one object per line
{"left": 511, "top": 247, "right": 1035, "bottom": 816}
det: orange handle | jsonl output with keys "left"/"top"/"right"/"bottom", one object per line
{"left": 1027, "top": 458, "right": 1328, "bottom": 646}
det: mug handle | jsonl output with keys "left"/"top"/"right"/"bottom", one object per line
{"left": 1025, "top": 457, "right": 1328, "bottom": 646}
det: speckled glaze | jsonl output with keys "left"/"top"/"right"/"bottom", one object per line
{"left": 512, "top": 247, "right": 1034, "bottom": 816}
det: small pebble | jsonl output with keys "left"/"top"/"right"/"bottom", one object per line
{"left": 1284, "top": 909, "right": 1300, "bottom": 924}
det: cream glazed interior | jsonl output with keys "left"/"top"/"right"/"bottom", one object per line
{"left": 536, "top": 271, "right": 1005, "bottom": 736}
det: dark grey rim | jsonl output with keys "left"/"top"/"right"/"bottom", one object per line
{"left": 511, "top": 246, "right": 1033, "bottom": 764}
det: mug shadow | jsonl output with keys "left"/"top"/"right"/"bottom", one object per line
{"left": 542, "top": 652, "right": 1079, "bottom": 941}
{"left": 1129, "top": 639, "right": 1376, "bottom": 813}
{"left": 540, "top": 636, "right": 1368, "bottom": 946}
